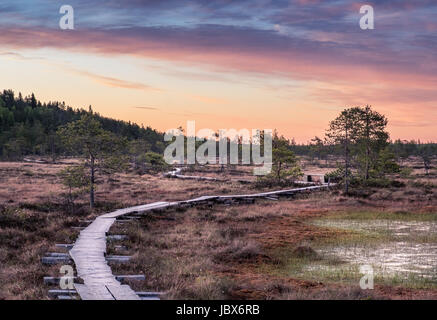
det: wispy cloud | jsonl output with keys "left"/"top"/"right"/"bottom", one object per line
{"left": 1, "top": 1, "right": 436, "bottom": 141}
{"left": 131, "top": 105, "right": 159, "bottom": 110}
{"left": 70, "top": 69, "right": 159, "bottom": 91}
{"left": 0, "top": 51, "right": 45, "bottom": 61}
{"left": 0, "top": 50, "right": 160, "bottom": 91}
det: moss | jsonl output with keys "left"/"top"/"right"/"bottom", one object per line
{"left": 259, "top": 210, "right": 437, "bottom": 290}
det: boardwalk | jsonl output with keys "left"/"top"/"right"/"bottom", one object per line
{"left": 69, "top": 168, "right": 332, "bottom": 300}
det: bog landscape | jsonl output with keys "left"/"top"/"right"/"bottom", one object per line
{"left": 0, "top": 92, "right": 435, "bottom": 300}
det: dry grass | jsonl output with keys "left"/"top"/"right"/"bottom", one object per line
{"left": 106, "top": 193, "right": 437, "bottom": 299}
{"left": 0, "top": 205, "right": 85, "bottom": 299}
{"left": 0, "top": 157, "right": 436, "bottom": 299}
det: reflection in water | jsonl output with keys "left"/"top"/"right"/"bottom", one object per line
{"left": 310, "top": 220, "right": 437, "bottom": 279}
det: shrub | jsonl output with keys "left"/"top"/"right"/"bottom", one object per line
{"left": 399, "top": 167, "right": 413, "bottom": 178}
{"left": 134, "top": 152, "right": 170, "bottom": 174}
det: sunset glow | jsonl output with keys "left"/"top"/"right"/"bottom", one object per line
{"left": 1, "top": 1, "right": 436, "bottom": 142}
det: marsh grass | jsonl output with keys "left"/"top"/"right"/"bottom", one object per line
{"left": 107, "top": 211, "right": 240, "bottom": 299}
{"left": 0, "top": 202, "right": 91, "bottom": 299}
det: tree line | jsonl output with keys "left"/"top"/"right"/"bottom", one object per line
{"left": 291, "top": 137, "right": 437, "bottom": 164}
{"left": 1, "top": 90, "right": 435, "bottom": 206}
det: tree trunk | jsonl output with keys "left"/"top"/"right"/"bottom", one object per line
{"left": 345, "top": 128, "right": 349, "bottom": 194}
{"left": 90, "top": 156, "right": 95, "bottom": 209}
{"left": 365, "top": 145, "right": 370, "bottom": 180}
{"left": 68, "top": 186, "right": 73, "bottom": 213}
{"left": 50, "top": 135, "right": 56, "bottom": 163}
{"left": 277, "top": 162, "right": 282, "bottom": 184}
{"left": 365, "top": 113, "right": 370, "bottom": 180}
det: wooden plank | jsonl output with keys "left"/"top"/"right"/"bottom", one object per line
{"left": 103, "top": 202, "right": 170, "bottom": 219}
{"left": 46, "top": 252, "right": 70, "bottom": 257}
{"left": 74, "top": 283, "right": 112, "bottom": 300}
{"left": 48, "top": 289, "right": 77, "bottom": 298}
{"left": 106, "top": 284, "right": 140, "bottom": 300}
{"left": 42, "top": 256, "right": 72, "bottom": 265}
{"left": 58, "top": 295, "right": 77, "bottom": 300}
{"left": 107, "top": 235, "right": 128, "bottom": 241}
{"left": 136, "top": 291, "right": 165, "bottom": 297}
{"left": 141, "top": 296, "right": 161, "bottom": 300}
{"left": 106, "top": 255, "right": 131, "bottom": 263}
{"left": 56, "top": 243, "right": 74, "bottom": 249}
{"left": 45, "top": 275, "right": 144, "bottom": 285}
{"left": 115, "top": 275, "right": 145, "bottom": 282}
{"left": 117, "top": 216, "right": 140, "bottom": 220}
{"left": 136, "top": 291, "right": 165, "bottom": 300}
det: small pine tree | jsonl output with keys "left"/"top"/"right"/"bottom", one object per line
{"left": 257, "top": 132, "right": 302, "bottom": 186}
{"left": 57, "top": 114, "right": 127, "bottom": 209}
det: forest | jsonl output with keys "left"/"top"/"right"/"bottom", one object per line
{"left": 0, "top": 90, "right": 165, "bottom": 159}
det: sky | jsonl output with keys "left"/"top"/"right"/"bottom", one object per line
{"left": 0, "top": 0, "right": 436, "bottom": 143}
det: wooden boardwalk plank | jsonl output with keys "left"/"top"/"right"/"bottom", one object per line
{"left": 106, "top": 284, "right": 140, "bottom": 300}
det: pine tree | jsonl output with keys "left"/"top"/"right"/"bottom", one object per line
{"left": 57, "top": 114, "right": 127, "bottom": 208}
